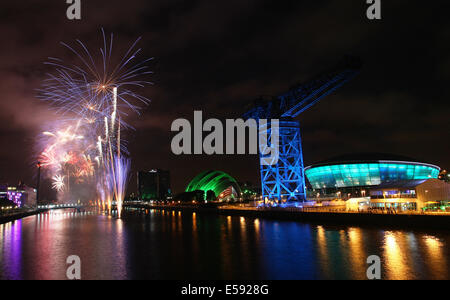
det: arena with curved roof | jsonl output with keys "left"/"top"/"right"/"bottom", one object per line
{"left": 305, "top": 153, "right": 441, "bottom": 190}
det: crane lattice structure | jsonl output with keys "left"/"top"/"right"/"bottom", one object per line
{"left": 243, "top": 56, "right": 362, "bottom": 203}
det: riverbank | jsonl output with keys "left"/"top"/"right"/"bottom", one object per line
{"left": 124, "top": 203, "right": 450, "bottom": 230}
{"left": 0, "top": 209, "right": 45, "bottom": 225}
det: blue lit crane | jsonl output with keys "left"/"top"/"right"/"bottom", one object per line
{"left": 243, "top": 56, "right": 362, "bottom": 203}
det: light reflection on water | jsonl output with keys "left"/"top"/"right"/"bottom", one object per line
{"left": 0, "top": 208, "right": 449, "bottom": 280}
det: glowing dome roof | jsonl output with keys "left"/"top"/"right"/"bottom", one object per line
{"left": 185, "top": 170, "right": 241, "bottom": 198}
{"left": 305, "top": 153, "right": 440, "bottom": 189}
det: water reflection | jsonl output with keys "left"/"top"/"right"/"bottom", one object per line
{"left": 0, "top": 209, "right": 449, "bottom": 279}
{"left": 346, "top": 227, "right": 367, "bottom": 279}
{"left": 1, "top": 209, "right": 128, "bottom": 279}
{"left": 316, "top": 226, "right": 331, "bottom": 277}
{"left": 383, "top": 232, "right": 413, "bottom": 279}
{"left": 422, "top": 235, "right": 448, "bottom": 279}
{"left": 0, "top": 220, "right": 22, "bottom": 279}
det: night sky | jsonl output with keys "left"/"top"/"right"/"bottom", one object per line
{"left": 0, "top": 0, "right": 448, "bottom": 194}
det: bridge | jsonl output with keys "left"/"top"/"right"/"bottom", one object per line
{"left": 37, "top": 204, "right": 86, "bottom": 211}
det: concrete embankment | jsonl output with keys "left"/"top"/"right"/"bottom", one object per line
{"left": 0, "top": 209, "right": 45, "bottom": 225}
{"left": 125, "top": 204, "right": 450, "bottom": 230}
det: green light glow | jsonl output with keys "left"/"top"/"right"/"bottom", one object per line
{"left": 305, "top": 162, "right": 440, "bottom": 189}
{"left": 185, "top": 170, "right": 241, "bottom": 200}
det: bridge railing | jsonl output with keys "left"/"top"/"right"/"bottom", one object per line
{"left": 37, "top": 204, "right": 82, "bottom": 209}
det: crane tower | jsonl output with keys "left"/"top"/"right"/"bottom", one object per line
{"left": 243, "top": 57, "right": 362, "bottom": 203}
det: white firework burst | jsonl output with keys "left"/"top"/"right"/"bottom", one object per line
{"left": 52, "top": 175, "right": 66, "bottom": 192}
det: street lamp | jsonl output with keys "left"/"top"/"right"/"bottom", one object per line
{"left": 36, "top": 162, "right": 41, "bottom": 207}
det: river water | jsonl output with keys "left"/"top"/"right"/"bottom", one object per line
{"left": 0, "top": 208, "right": 449, "bottom": 280}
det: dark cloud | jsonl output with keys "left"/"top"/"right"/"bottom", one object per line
{"left": 0, "top": 0, "right": 448, "bottom": 193}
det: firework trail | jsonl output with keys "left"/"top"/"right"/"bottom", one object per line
{"left": 37, "top": 29, "right": 152, "bottom": 216}
{"left": 112, "top": 156, "right": 130, "bottom": 218}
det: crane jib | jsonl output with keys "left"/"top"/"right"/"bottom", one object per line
{"left": 243, "top": 57, "right": 361, "bottom": 120}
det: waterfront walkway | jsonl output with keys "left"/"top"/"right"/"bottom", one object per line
{"left": 0, "top": 209, "right": 43, "bottom": 225}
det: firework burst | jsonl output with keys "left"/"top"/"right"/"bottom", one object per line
{"left": 37, "top": 29, "right": 152, "bottom": 215}
{"left": 52, "top": 175, "right": 66, "bottom": 192}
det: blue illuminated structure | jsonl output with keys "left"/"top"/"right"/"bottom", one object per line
{"left": 244, "top": 57, "right": 361, "bottom": 203}
{"left": 305, "top": 155, "right": 440, "bottom": 189}
{"left": 259, "top": 120, "right": 306, "bottom": 201}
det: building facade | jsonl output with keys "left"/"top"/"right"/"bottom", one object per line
{"left": 369, "top": 179, "right": 450, "bottom": 212}
{"left": 304, "top": 153, "right": 447, "bottom": 212}
{"left": 137, "top": 169, "right": 171, "bottom": 201}
{"left": 0, "top": 183, "right": 37, "bottom": 208}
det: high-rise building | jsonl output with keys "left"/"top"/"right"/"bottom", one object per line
{"left": 137, "top": 169, "right": 171, "bottom": 201}
{"left": 0, "top": 183, "right": 37, "bottom": 207}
